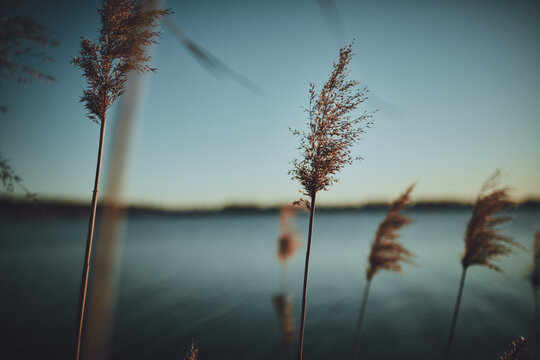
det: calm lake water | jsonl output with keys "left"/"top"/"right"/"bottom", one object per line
{"left": 0, "top": 208, "right": 538, "bottom": 360}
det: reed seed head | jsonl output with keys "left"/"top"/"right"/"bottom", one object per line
{"left": 290, "top": 43, "right": 374, "bottom": 203}
{"left": 0, "top": 0, "right": 57, "bottom": 85}
{"left": 277, "top": 204, "right": 301, "bottom": 264}
{"left": 461, "top": 171, "right": 523, "bottom": 272}
{"left": 184, "top": 338, "right": 199, "bottom": 360}
{"left": 277, "top": 232, "right": 300, "bottom": 264}
{"left": 0, "top": 152, "right": 36, "bottom": 199}
{"left": 499, "top": 336, "right": 526, "bottom": 360}
{"left": 71, "top": 0, "right": 170, "bottom": 124}
{"left": 366, "top": 183, "right": 416, "bottom": 281}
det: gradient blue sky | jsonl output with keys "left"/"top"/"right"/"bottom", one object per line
{"left": 1, "top": 0, "right": 539, "bottom": 208}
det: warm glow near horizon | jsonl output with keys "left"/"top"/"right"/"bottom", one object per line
{"left": 1, "top": 0, "right": 539, "bottom": 208}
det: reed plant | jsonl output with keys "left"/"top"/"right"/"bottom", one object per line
{"left": 0, "top": 151, "right": 36, "bottom": 199}
{"left": 184, "top": 339, "right": 199, "bottom": 360}
{"left": 1, "top": 0, "right": 57, "bottom": 196}
{"left": 499, "top": 336, "right": 526, "bottom": 360}
{"left": 278, "top": 204, "right": 301, "bottom": 293}
{"left": 274, "top": 293, "right": 297, "bottom": 344}
{"left": 444, "top": 171, "right": 524, "bottom": 360}
{"left": 290, "top": 43, "right": 374, "bottom": 360}
{"left": 351, "top": 183, "right": 416, "bottom": 360}
{"left": 71, "top": 1, "right": 169, "bottom": 359}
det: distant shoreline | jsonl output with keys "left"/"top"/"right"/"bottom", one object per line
{"left": 1, "top": 197, "right": 539, "bottom": 219}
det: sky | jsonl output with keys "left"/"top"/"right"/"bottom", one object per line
{"left": 1, "top": 0, "right": 539, "bottom": 208}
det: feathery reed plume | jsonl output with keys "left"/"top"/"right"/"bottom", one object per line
{"left": 278, "top": 204, "right": 301, "bottom": 276}
{"left": 499, "top": 336, "right": 526, "bottom": 360}
{"left": 184, "top": 339, "right": 199, "bottom": 360}
{"left": 530, "top": 230, "right": 540, "bottom": 360}
{"left": 445, "top": 171, "right": 523, "bottom": 360}
{"left": 1, "top": 0, "right": 56, "bottom": 197}
{"left": 351, "top": 183, "right": 416, "bottom": 360}
{"left": 0, "top": 0, "right": 57, "bottom": 90}
{"left": 366, "top": 183, "right": 416, "bottom": 280}
{"left": 278, "top": 232, "right": 301, "bottom": 265}
{"left": 290, "top": 42, "right": 374, "bottom": 360}
{"left": 72, "top": 1, "right": 170, "bottom": 359}
{"left": 0, "top": 152, "right": 36, "bottom": 200}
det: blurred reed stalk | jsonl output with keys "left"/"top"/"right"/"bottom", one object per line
{"left": 274, "top": 293, "right": 297, "bottom": 360}
{"left": 278, "top": 204, "right": 301, "bottom": 293}
{"left": 351, "top": 184, "right": 416, "bottom": 360}
{"left": 499, "top": 336, "right": 526, "bottom": 360}
{"left": 444, "top": 171, "right": 523, "bottom": 360}
{"left": 71, "top": 1, "right": 169, "bottom": 359}
{"left": 290, "top": 43, "right": 374, "bottom": 360}
{"left": 530, "top": 230, "right": 540, "bottom": 359}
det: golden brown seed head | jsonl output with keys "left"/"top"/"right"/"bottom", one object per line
{"left": 461, "top": 171, "right": 523, "bottom": 272}
{"left": 366, "top": 183, "right": 416, "bottom": 281}
{"left": 290, "top": 43, "right": 374, "bottom": 202}
{"left": 499, "top": 336, "right": 526, "bottom": 360}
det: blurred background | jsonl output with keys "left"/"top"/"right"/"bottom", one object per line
{"left": 1, "top": 0, "right": 539, "bottom": 359}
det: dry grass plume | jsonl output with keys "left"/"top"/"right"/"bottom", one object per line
{"left": 184, "top": 339, "right": 199, "bottom": 360}
{"left": 278, "top": 204, "right": 301, "bottom": 264}
{"left": 499, "top": 336, "right": 526, "bottom": 360}
{"left": 367, "top": 183, "right": 416, "bottom": 280}
{"left": 290, "top": 43, "right": 374, "bottom": 204}
{"left": 461, "top": 171, "right": 523, "bottom": 272}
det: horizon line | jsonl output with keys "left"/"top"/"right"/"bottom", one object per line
{"left": 1, "top": 195, "right": 540, "bottom": 213}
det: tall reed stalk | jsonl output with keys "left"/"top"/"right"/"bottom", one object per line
{"left": 444, "top": 171, "right": 523, "bottom": 360}
{"left": 71, "top": 1, "right": 169, "bottom": 359}
{"left": 351, "top": 184, "right": 415, "bottom": 360}
{"left": 290, "top": 43, "right": 374, "bottom": 360}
